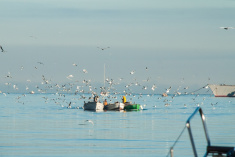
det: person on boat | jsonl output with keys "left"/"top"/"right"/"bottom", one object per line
{"left": 122, "top": 96, "right": 126, "bottom": 103}
{"left": 104, "top": 99, "right": 108, "bottom": 106}
{"left": 162, "top": 93, "right": 168, "bottom": 97}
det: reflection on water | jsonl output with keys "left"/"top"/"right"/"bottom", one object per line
{"left": 0, "top": 94, "right": 235, "bottom": 156}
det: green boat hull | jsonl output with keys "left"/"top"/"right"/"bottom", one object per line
{"left": 124, "top": 104, "right": 141, "bottom": 110}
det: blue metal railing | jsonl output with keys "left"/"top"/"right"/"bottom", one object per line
{"left": 186, "top": 107, "right": 211, "bottom": 157}
{"left": 168, "top": 107, "right": 234, "bottom": 157}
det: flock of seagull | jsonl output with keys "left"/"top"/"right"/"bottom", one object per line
{"left": 0, "top": 56, "right": 213, "bottom": 110}
{"left": 0, "top": 26, "right": 232, "bottom": 127}
{"left": 1, "top": 27, "right": 232, "bottom": 110}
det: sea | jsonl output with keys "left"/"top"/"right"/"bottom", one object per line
{"left": 0, "top": 93, "right": 235, "bottom": 157}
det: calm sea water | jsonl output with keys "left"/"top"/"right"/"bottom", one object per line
{"left": 0, "top": 94, "right": 235, "bottom": 157}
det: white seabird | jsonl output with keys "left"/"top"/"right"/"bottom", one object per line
{"left": 83, "top": 69, "right": 88, "bottom": 73}
{"left": 220, "top": 27, "right": 234, "bottom": 30}
{"left": 67, "top": 74, "right": 74, "bottom": 80}
{"left": 130, "top": 70, "right": 135, "bottom": 75}
{"left": 72, "top": 63, "right": 78, "bottom": 66}
{"left": 85, "top": 120, "right": 94, "bottom": 125}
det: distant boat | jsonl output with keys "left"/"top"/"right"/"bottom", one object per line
{"left": 208, "top": 84, "right": 235, "bottom": 97}
{"left": 104, "top": 102, "right": 125, "bottom": 110}
{"left": 30, "top": 91, "right": 35, "bottom": 94}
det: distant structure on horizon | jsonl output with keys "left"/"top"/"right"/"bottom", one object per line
{"left": 208, "top": 84, "right": 235, "bottom": 97}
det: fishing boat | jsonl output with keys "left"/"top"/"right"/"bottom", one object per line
{"left": 121, "top": 96, "right": 142, "bottom": 110}
{"left": 124, "top": 103, "right": 142, "bottom": 110}
{"left": 83, "top": 102, "right": 104, "bottom": 110}
{"left": 83, "top": 96, "right": 104, "bottom": 111}
{"left": 208, "top": 84, "right": 235, "bottom": 97}
{"left": 104, "top": 102, "right": 125, "bottom": 110}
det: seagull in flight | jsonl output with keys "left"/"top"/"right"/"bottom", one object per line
{"left": 67, "top": 102, "right": 72, "bottom": 108}
{"left": 5, "top": 72, "right": 12, "bottom": 78}
{"left": 29, "top": 35, "right": 37, "bottom": 39}
{"left": 220, "top": 27, "right": 234, "bottom": 30}
{"left": 85, "top": 120, "right": 94, "bottom": 125}
{"left": 72, "top": 63, "right": 78, "bottom": 67}
{"left": 151, "top": 84, "right": 157, "bottom": 91}
{"left": 97, "top": 47, "right": 110, "bottom": 50}
{"left": 165, "top": 86, "right": 171, "bottom": 93}
{"left": 37, "top": 62, "right": 44, "bottom": 65}
{"left": 130, "top": 70, "right": 135, "bottom": 75}
{"left": 83, "top": 69, "right": 88, "bottom": 73}
{"left": 0, "top": 45, "right": 5, "bottom": 52}
{"left": 66, "top": 74, "right": 74, "bottom": 80}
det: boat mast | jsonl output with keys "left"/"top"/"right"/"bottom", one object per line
{"left": 104, "top": 63, "right": 105, "bottom": 89}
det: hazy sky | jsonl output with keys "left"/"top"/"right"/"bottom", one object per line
{"left": 0, "top": 0, "right": 235, "bottom": 93}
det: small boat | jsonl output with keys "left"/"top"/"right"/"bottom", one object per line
{"left": 30, "top": 91, "right": 35, "bottom": 94}
{"left": 121, "top": 96, "right": 142, "bottom": 110}
{"left": 83, "top": 96, "right": 104, "bottom": 111}
{"left": 208, "top": 84, "right": 235, "bottom": 97}
{"left": 124, "top": 103, "right": 141, "bottom": 110}
{"left": 83, "top": 102, "right": 104, "bottom": 111}
{"left": 104, "top": 102, "right": 125, "bottom": 110}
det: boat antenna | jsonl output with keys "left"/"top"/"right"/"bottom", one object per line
{"left": 104, "top": 63, "right": 105, "bottom": 88}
